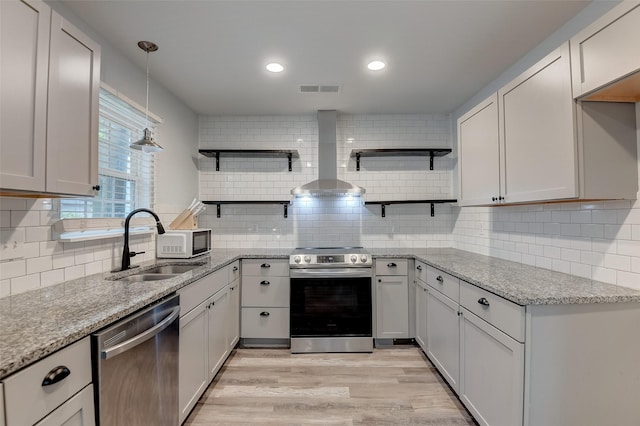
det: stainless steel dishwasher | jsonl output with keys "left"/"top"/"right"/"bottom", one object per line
{"left": 92, "top": 294, "right": 180, "bottom": 426}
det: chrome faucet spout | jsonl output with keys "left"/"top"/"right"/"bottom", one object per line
{"left": 121, "top": 208, "right": 165, "bottom": 271}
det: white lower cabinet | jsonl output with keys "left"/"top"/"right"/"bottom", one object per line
{"left": 414, "top": 278, "right": 428, "bottom": 351}
{"left": 426, "top": 287, "right": 460, "bottom": 393}
{"left": 178, "top": 266, "right": 237, "bottom": 424}
{"left": 35, "top": 385, "right": 95, "bottom": 426}
{"left": 375, "top": 259, "right": 409, "bottom": 340}
{"left": 207, "top": 288, "right": 229, "bottom": 380}
{"left": 241, "top": 259, "right": 290, "bottom": 344}
{"left": 227, "top": 278, "right": 240, "bottom": 350}
{"left": 460, "top": 308, "right": 524, "bottom": 426}
{"left": 0, "top": 383, "right": 4, "bottom": 426}
{"left": 1, "top": 337, "right": 93, "bottom": 426}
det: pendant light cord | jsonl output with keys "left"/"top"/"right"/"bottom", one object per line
{"left": 145, "top": 50, "right": 150, "bottom": 128}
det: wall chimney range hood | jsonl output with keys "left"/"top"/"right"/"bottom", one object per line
{"left": 291, "top": 110, "right": 366, "bottom": 197}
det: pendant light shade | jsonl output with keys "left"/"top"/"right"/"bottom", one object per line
{"left": 130, "top": 41, "right": 163, "bottom": 153}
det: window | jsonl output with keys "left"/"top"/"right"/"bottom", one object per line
{"left": 60, "top": 87, "right": 157, "bottom": 219}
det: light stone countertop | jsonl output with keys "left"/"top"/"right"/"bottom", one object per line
{"left": 2, "top": 247, "right": 640, "bottom": 380}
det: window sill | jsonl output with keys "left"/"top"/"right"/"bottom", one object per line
{"left": 53, "top": 218, "right": 155, "bottom": 242}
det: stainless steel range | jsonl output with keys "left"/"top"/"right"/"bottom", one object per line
{"left": 289, "top": 247, "right": 373, "bottom": 353}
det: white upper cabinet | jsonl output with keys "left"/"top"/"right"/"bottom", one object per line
{"left": 0, "top": 0, "right": 100, "bottom": 196}
{"left": 457, "top": 94, "right": 501, "bottom": 206}
{"left": 0, "top": 0, "right": 50, "bottom": 192}
{"left": 570, "top": 1, "right": 640, "bottom": 101}
{"left": 498, "top": 43, "right": 578, "bottom": 204}
{"left": 457, "top": 41, "right": 638, "bottom": 206}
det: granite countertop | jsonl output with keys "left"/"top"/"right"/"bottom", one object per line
{"left": 369, "top": 248, "right": 640, "bottom": 306}
{"left": 2, "top": 247, "right": 640, "bottom": 380}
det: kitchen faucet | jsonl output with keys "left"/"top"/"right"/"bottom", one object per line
{"left": 121, "top": 208, "right": 165, "bottom": 271}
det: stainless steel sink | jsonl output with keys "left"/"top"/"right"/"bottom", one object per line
{"left": 119, "top": 274, "right": 179, "bottom": 283}
{"left": 143, "top": 264, "right": 201, "bottom": 274}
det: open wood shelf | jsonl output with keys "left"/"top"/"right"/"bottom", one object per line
{"left": 199, "top": 149, "right": 298, "bottom": 171}
{"left": 351, "top": 148, "right": 451, "bottom": 171}
{"left": 202, "top": 200, "right": 291, "bottom": 218}
{"left": 364, "top": 199, "right": 457, "bottom": 217}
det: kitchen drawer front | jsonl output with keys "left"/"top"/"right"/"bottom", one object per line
{"left": 415, "top": 260, "right": 428, "bottom": 283}
{"left": 242, "top": 259, "right": 289, "bottom": 277}
{"left": 228, "top": 260, "right": 240, "bottom": 283}
{"left": 3, "top": 337, "right": 91, "bottom": 426}
{"left": 460, "top": 281, "right": 525, "bottom": 342}
{"left": 241, "top": 307, "right": 290, "bottom": 339}
{"left": 179, "top": 266, "right": 227, "bottom": 316}
{"left": 375, "top": 258, "right": 408, "bottom": 276}
{"left": 427, "top": 266, "right": 460, "bottom": 302}
{"left": 242, "top": 276, "right": 289, "bottom": 308}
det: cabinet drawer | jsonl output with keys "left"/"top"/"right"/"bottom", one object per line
{"left": 415, "top": 260, "right": 427, "bottom": 283}
{"left": 228, "top": 260, "right": 240, "bottom": 282}
{"left": 427, "top": 266, "right": 460, "bottom": 302}
{"left": 241, "top": 307, "right": 290, "bottom": 339}
{"left": 242, "top": 276, "right": 289, "bottom": 308}
{"left": 242, "top": 259, "right": 289, "bottom": 277}
{"left": 460, "top": 281, "right": 525, "bottom": 342}
{"left": 179, "top": 267, "right": 227, "bottom": 316}
{"left": 375, "top": 258, "right": 408, "bottom": 276}
{"left": 3, "top": 337, "right": 91, "bottom": 426}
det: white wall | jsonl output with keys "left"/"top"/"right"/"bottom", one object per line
{"left": 0, "top": 3, "right": 199, "bottom": 297}
{"left": 198, "top": 114, "right": 455, "bottom": 249}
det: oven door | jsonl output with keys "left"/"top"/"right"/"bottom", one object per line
{"left": 290, "top": 268, "right": 372, "bottom": 339}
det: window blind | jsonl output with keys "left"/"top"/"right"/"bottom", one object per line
{"left": 60, "top": 88, "right": 156, "bottom": 219}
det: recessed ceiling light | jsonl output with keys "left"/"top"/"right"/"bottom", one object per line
{"left": 266, "top": 62, "right": 284, "bottom": 73}
{"left": 367, "top": 60, "right": 386, "bottom": 71}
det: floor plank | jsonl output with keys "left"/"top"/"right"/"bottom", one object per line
{"left": 184, "top": 347, "right": 476, "bottom": 425}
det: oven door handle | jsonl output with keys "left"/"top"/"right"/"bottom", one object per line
{"left": 290, "top": 268, "right": 372, "bottom": 279}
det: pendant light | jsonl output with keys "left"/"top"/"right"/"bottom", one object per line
{"left": 130, "top": 41, "right": 163, "bottom": 153}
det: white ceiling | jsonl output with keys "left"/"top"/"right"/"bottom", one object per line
{"left": 60, "top": 0, "right": 590, "bottom": 116}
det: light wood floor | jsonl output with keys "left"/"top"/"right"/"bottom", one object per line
{"left": 184, "top": 347, "right": 477, "bottom": 425}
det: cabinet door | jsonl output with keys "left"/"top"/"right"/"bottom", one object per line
{"left": 178, "top": 300, "right": 208, "bottom": 424}
{"left": 570, "top": 1, "right": 640, "bottom": 99}
{"left": 0, "top": 0, "right": 49, "bottom": 192}
{"left": 0, "top": 383, "right": 5, "bottom": 426}
{"left": 498, "top": 42, "right": 577, "bottom": 204}
{"left": 34, "top": 385, "right": 95, "bottom": 426}
{"left": 414, "top": 280, "right": 428, "bottom": 352}
{"left": 426, "top": 288, "right": 460, "bottom": 393}
{"left": 460, "top": 308, "right": 524, "bottom": 426}
{"left": 227, "top": 280, "right": 240, "bottom": 351}
{"left": 375, "top": 276, "right": 409, "bottom": 339}
{"left": 457, "top": 93, "right": 501, "bottom": 206}
{"left": 46, "top": 12, "right": 100, "bottom": 196}
{"left": 207, "top": 288, "right": 229, "bottom": 381}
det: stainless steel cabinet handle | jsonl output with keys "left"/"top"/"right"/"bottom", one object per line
{"left": 260, "top": 311, "right": 270, "bottom": 317}
{"left": 261, "top": 263, "right": 271, "bottom": 268}
{"left": 260, "top": 280, "right": 270, "bottom": 285}
{"left": 101, "top": 306, "right": 180, "bottom": 360}
{"left": 436, "top": 276, "right": 443, "bottom": 283}
{"left": 478, "top": 297, "right": 490, "bottom": 307}
{"left": 387, "top": 262, "right": 397, "bottom": 267}
{"left": 42, "top": 366, "right": 70, "bottom": 386}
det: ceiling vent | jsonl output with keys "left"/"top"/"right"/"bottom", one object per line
{"left": 299, "top": 84, "right": 340, "bottom": 94}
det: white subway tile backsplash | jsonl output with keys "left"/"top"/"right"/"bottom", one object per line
{"left": 10, "top": 274, "right": 40, "bottom": 295}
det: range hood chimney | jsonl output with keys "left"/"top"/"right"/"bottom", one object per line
{"left": 291, "top": 110, "right": 366, "bottom": 197}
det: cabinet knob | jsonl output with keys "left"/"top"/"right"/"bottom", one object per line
{"left": 42, "top": 366, "right": 70, "bottom": 386}
{"left": 499, "top": 196, "right": 504, "bottom": 201}
{"left": 436, "top": 275, "right": 443, "bottom": 283}
{"left": 260, "top": 311, "right": 270, "bottom": 317}
{"left": 260, "top": 280, "right": 270, "bottom": 286}
{"left": 416, "top": 265, "right": 422, "bottom": 271}
{"left": 492, "top": 196, "right": 497, "bottom": 202}
{"left": 387, "top": 262, "right": 397, "bottom": 267}
{"left": 378, "top": 279, "right": 382, "bottom": 283}
{"left": 261, "top": 263, "right": 271, "bottom": 268}
{"left": 477, "top": 297, "right": 490, "bottom": 307}
{"left": 92, "top": 185, "right": 101, "bottom": 191}
{"left": 233, "top": 266, "right": 238, "bottom": 272}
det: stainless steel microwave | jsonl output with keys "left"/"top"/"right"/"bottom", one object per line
{"left": 156, "top": 229, "right": 211, "bottom": 258}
